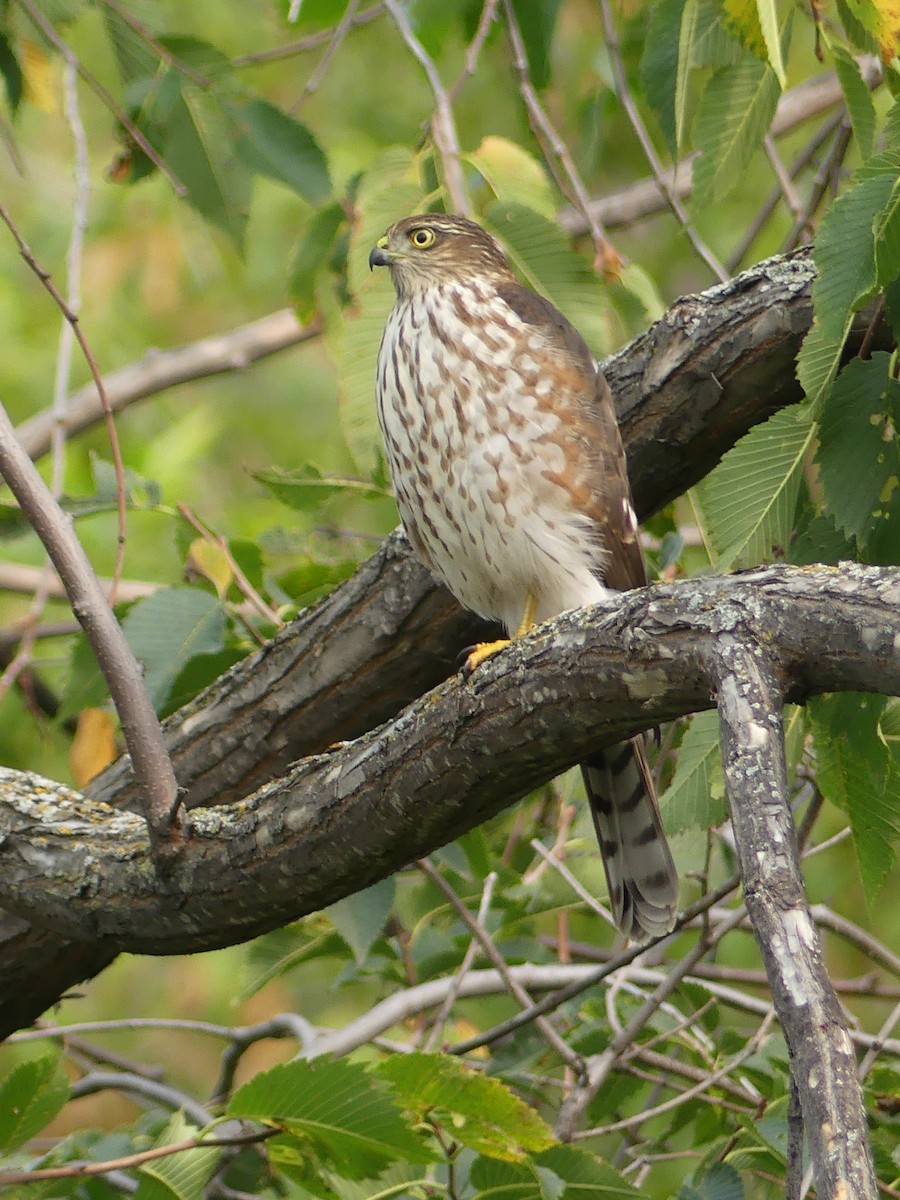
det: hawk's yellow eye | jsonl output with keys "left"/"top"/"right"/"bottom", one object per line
{"left": 410, "top": 227, "right": 435, "bottom": 248}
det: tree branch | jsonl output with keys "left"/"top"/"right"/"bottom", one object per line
{"left": 711, "top": 638, "right": 877, "bottom": 1197}
{"left": 0, "top": 565, "right": 896, "bottom": 953}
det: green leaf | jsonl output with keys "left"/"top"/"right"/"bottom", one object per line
{"left": 228, "top": 1059, "right": 433, "bottom": 1179}
{"left": 253, "top": 463, "right": 389, "bottom": 512}
{"left": 721, "top": 0, "right": 766, "bottom": 57}
{"left": 691, "top": 57, "right": 781, "bottom": 208}
{"left": 122, "top": 587, "right": 226, "bottom": 711}
{"left": 163, "top": 647, "right": 246, "bottom": 717}
{"left": 796, "top": 312, "right": 854, "bottom": 410}
{"left": 0, "top": 1053, "right": 69, "bottom": 1152}
{"left": 101, "top": 2, "right": 159, "bottom": 85}
{"left": 485, "top": 202, "right": 609, "bottom": 355}
{"left": 660, "top": 710, "right": 725, "bottom": 834}
{"left": 536, "top": 1143, "right": 640, "bottom": 1196}
{"left": 836, "top": 0, "right": 881, "bottom": 52}
{"left": 469, "top": 1156, "right": 541, "bottom": 1200}
{"left": 163, "top": 78, "right": 251, "bottom": 249}
{"left": 327, "top": 877, "right": 396, "bottom": 963}
{"left": 640, "top": 0, "right": 684, "bottom": 153}
{"left": 754, "top": 0, "right": 786, "bottom": 86}
{"left": 508, "top": 0, "right": 562, "bottom": 90}
{"left": 816, "top": 353, "right": 900, "bottom": 550}
{"left": 675, "top": 0, "right": 701, "bottom": 150}
{"left": 811, "top": 171, "right": 895, "bottom": 340}
{"left": 696, "top": 407, "right": 813, "bottom": 568}
{"left": 874, "top": 175, "right": 900, "bottom": 287}
{"left": 684, "top": 1162, "right": 745, "bottom": 1200}
{"left": 289, "top": 202, "right": 348, "bottom": 322}
{"left": 136, "top": 1112, "right": 217, "bottom": 1200}
{"left": 467, "top": 136, "right": 556, "bottom": 217}
{"left": 832, "top": 44, "right": 876, "bottom": 160}
{"left": 0, "top": 32, "right": 23, "bottom": 112}
{"left": 377, "top": 1053, "right": 555, "bottom": 1162}
{"left": 809, "top": 694, "right": 900, "bottom": 901}
{"left": 234, "top": 99, "right": 331, "bottom": 204}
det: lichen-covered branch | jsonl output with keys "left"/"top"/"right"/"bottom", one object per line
{"left": 712, "top": 640, "right": 877, "bottom": 1198}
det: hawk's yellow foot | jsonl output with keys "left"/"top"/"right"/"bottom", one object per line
{"left": 461, "top": 594, "right": 537, "bottom": 676}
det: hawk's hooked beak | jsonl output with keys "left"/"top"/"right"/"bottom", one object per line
{"left": 369, "top": 236, "right": 393, "bottom": 271}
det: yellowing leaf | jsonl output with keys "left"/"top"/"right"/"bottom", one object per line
{"left": 70, "top": 708, "right": 118, "bottom": 786}
{"left": 21, "top": 39, "right": 56, "bottom": 113}
{"left": 877, "top": 0, "right": 900, "bottom": 60}
{"left": 467, "top": 136, "right": 556, "bottom": 217}
{"left": 186, "top": 538, "right": 233, "bottom": 598}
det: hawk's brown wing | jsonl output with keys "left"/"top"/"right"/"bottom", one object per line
{"left": 496, "top": 281, "right": 647, "bottom": 593}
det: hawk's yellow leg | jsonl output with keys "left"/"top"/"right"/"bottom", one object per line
{"left": 463, "top": 592, "right": 538, "bottom": 674}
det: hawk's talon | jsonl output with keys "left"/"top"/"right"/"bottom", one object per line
{"left": 461, "top": 638, "right": 511, "bottom": 678}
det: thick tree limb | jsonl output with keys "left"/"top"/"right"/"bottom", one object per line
{"left": 711, "top": 639, "right": 877, "bottom": 1198}
{"left": 0, "top": 565, "right": 896, "bottom": 953}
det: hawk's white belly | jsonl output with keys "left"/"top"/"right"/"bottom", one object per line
{"left": 375, "top": 283, "right": 609, "bottom": 634}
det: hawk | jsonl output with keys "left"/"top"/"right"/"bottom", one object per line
{"left": 369, "top": 213, "right": 678, "bottom": 940}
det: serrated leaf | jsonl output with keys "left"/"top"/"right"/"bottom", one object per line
{"left": 836, "top": 0, "right": 880, "bottom": 51}
{"left": 122, "top": 587, "right": 226, "bottom": 711}
{"left": 0, "top": 1053, "right": 69, "bottom": 1152}
{"left": 467, "top": 136, "right": 555, "bottom": 217}
{"left": 676, "top": 0, "right": 701, "bottom": 149}
{"left": 101, "top": 2, "right": 159, "bottom": 85}
{"left": 378, "top": 1053, "right": 555, "bottom": 1162}
{"left": 688, "top": 1162, "right": 745, "bottom": 1200}
{"left": 234, "top": 99, "right": 331, "bottom": 203}
{"left": 809, "top": 694, "right": 900, "bottom": 901}
{"left": 163, "top": 78, "right": 250, "bottom": 249}
{"left": 832, "top": 44, "right": 876, "bottom": 160}
{"left": 289, "top": 202, "right": 347, "bottom": 321}
{"left": 816, "top": 353, "right": 900, "bottom": 549}
{"left": 469, "top": 1156, "right": 541, "bottom": 1200}
{"left": 228, "top": 1059, "right": 433, "bottom": 1179}
{"left": 721, "top": 0, "right": 766, "bottom": 57}
{"left": 327, "top": 877, "right": 396, "bottom": 963}
{"left": 136, "top": 1111, "right": 217, "bottom": 1200}
{"left": 691, "top": 58, "right": 781, "bottom": 208}
{"left": 691, "top": 0, "right": 747, "bottom": 66}
{"left": 485, "top": 201, "right": 609, "bottom": 354}
{"left": 696, "top": 407, "right": 813, "bottom": 568}
{"left": 660, "top": 710, "right": 725, "bottom": 833}
{"left": 812, "top": 171, "right": 895, "bottom": 340}
{"left": 796, "top": 313, "right": 854, "bottom": 410}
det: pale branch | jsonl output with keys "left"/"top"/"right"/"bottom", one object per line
{"left": 0, "top": 403, "right": 182, "bottom": 850}
{"left": 16, "top": 309, "right": 317, "bottom": 461}
{"left": 0, "top": 565, "right": 896, "bottom": 955}
{"left": 711, "top": 639, "right": 877, "bottom": 1198}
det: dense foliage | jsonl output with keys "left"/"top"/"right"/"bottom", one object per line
{"left": 0, "top": 1, "right": 898, "bottom": 1197}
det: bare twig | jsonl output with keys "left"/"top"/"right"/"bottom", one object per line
{"left": 382, "top": 0, "right": 469, "bottom": 214}
{"left": 0, "top": 1127, "right": 276, "bottom": 1185}
{"left": 422, "top": 871, "right": 497, "bottom": 1052}
{"left": 17, "top": 310, "right": 318, "bottom": 462}
{"left": 781, "top": 116, "right": 853, "bottom": 252}
{"left": 231, "top": 3, "right": 384, "bottom": 65}
{"left": 417, "top": 856, "right": 583, "bottom": 1071}
{"left": 501, "top": 0, "right": 613, "bottom": 270}
{"left": 294, "top": 0, "right": 362, "bottom": 104}
{"left": 0, "top": 561, "right": 158, "bottom": 602}
{"left": 15, "top": 0, "right": 186, "bottom": 195}
{"left": 448, "top": 0, "right": 500, "bottom": 102}
{"left": 0, "top": 401, "right": 183, "bottom": 848}
{"left": 593, "top": 0, "right": 728, "bottom": 281}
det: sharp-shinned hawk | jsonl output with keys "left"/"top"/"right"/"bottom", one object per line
{"left": 369, "top": 213, "right": 678, "bottom": 940}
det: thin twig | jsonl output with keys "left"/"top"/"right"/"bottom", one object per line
{"left": 781, "top": 116, "right": 853, "bottom": 252}
{"left": 15, "top": 0, "right": 186, "bottom": 195}
{"left": 382, "top": 0, "right": 469, "bottom": 214}
{"left": 294, "top": 0, "right": 361, "bottom": 106}
{"left": 501, "top": 0, "right": 613, "bottom": 271}
{"left": 417, "top": 857, "right": 583, "bottom": 1071}
{"left": 593, "top": 0, "right": 728, "bottom": 281}
{"left": 0, "top": 1128, "right": 276, "bottom": 1185}
{"left": 0, "top": 400, "right": 183, "bottom": 847}
{"left": 231, "top": 4, "right": 384, "bottom": 65}
{"left": 448, "top": 0, "right": 500, "bottom": 102}
{"left": 423, "top": 871, "right": 497, "bottom": 1052}
{"left": 178, "top": 503, "right": 283, "bottom": 626}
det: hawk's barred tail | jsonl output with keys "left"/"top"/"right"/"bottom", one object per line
{"left": 581, "top": 738, "right": 679, "bottom": 941}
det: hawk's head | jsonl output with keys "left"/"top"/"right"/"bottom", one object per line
{"left": 369, "top": 213, "right": 513, "bottom": 296}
